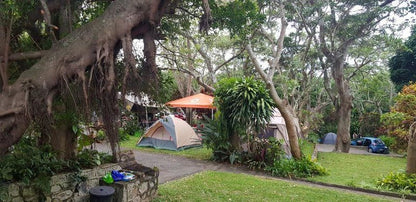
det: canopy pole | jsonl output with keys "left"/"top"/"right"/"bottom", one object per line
{"left": 211, "top": 108, "right": 213, "bottom": 119}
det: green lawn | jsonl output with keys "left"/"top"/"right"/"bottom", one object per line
{"left": 122, "top": 137, "right": 408, "bottom": 194}
{"left": 155, "top": 171, "right": 396, "bottom": 202}
{"left": 120, "top": 136, "right": 213, "bottom": 160}
{"left": 300, "top": 140, "right": 315, "bottom": 159}
{"left": 309, "top": 152, "right": 407, "bottom": 189}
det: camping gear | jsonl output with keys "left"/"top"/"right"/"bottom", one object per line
{"left": 137, "top": 115, "right": 202, "bottom": 150}
{"left": 111, "top": 170, "right": 124, "bottom": 182}
{"left": 321, "top": 133, "right": 337, "bottom": 144}
{"left": 102, "top": 173, "right": 114, "bottom": 184}
{"left": 89, "top": 186, "right": 115, "bottom": 202}
{"left": 260, "top": 109, "right": 292, "bottom": 157}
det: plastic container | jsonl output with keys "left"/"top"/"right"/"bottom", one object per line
{"left": 89, "top": 186, "right": 115, "bottom": 202}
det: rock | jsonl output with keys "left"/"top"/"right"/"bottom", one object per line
{"left": 52, "top": 190, "right": 73, "bottom": 201}
{"left": 8, "top": 183, "right": 20, "bottom": 197}
{"left": 22, "top": 186, "right": 36, "bottom": 199}
{"left": 11, "top": 196, "right": 24, "bottom": 202}
{"left": 51, "top": 185, "right": 61, "bottom": 193}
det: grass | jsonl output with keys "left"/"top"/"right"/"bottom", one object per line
{"left": 309, "top": 152, "right": 407, "bottom": 189}
{"left": 155, "top": 171, "right": 396, "bottom": 202}
{"left": 300, "top": 140, "right": 315, "bottom": 159}
{"left": 120, "top": 136, "right": 213, "bottom": 161}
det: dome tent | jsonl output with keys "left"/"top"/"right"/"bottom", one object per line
{"left": 321, "top": 132, "right": 337, "bottom": 144}
{"left": 137, "top": 115, "right": 201, "bottom": 150}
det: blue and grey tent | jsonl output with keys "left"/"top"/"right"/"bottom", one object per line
{"left": 321, "top": 132, "right": 337, "bottom": 144}
{"left": 137, "top": 115, "right": 201, "bottom": 150}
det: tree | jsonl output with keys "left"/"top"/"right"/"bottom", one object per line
{"left": 0, "top": 0, "right": 176, "bottom": 158}
{"left": 294, "top": 0, "right": 404, "bottom": 152}
{"left": 389, "top": 27, "right": 416, "bottom": 91}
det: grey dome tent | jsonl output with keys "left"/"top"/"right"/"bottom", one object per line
{"left": 137, "top": 115, "right": 201, "bottom": 150}
{"left": 321, "top": 133, "right": 337, "bottom": 144}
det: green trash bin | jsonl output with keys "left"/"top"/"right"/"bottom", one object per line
{"left": 89, "top": 186, "right": 115, "bottom": 202}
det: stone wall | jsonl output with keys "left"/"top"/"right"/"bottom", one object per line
{"left": 4, "top": 163, "right": 159, "bottom": 202}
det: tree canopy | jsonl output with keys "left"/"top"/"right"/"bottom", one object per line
{"left": 390, "top": 27, "right": 416, "bottom": 91}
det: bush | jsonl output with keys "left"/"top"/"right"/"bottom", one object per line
{"left": 377, "top": 172, "right": 416, "bottom": 193}
{"left": 265, "top": 157, "right": 328, "bottom": 178}
{"left": 244, "top": 137, "right": 285, "bottom": 170}
{"left": 198, "top": 116, "right": 233, "bottom": 162}
{"left": 0, "top": 136, "right": 114, "bottom": 198}
{"left": 378, "top": 135, "right": 397, "bottom": 148}
{"left": 0, "top": 137, "right": 64, "bottom": 195}
{"left": 76, "top": 149, "right": 113, "bottom": 169}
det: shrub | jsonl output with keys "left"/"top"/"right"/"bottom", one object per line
{"left": 0, "top": 136, "right": 114, "bottom": 198}
{"left": 265, "top": 157, "right": 328, "bottom": 178}
{"left": 243, "top": 137, "right": 285, "bottom": 170}
{"left": 76, "top": 149, "right": 113, "bottom": 169}
{"left": 198, "top": 116, "right": 233, "bottom": 162}
{"left": 378, "top": 135, "right": 397, "bottom": 148}
{"left": 377, "top": 172, "right": 416, "bottom": 193}
{"left": 0, "top": 137, "right": 64, "bottom": 195}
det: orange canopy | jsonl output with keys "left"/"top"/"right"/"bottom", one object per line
{"left": 166, "top": 93, "right": 216, "bottom": 109}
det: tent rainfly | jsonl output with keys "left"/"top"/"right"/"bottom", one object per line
{"left": 137, "top": 115, "right": 201, "bottom": 150}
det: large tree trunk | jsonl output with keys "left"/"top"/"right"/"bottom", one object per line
{"left": 246, "top": 44, "right": 302, "bottom": 160}
{"left": 333, "top": 57, "right": 352, "bottom": 152}
{"left": 407, "top": 122, "right": 416, "bottom": 174}
{"left": 269, "top": 87, "right": 302, "bottom": 159}
{"left": 0, "top": 0, "right": 171, "bottom": 156}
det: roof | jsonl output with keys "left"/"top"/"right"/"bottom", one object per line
{"left": 166, "top": 93, "right": 216, "bottom": 109}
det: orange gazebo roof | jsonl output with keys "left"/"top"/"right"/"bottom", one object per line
{"left": 166, "top": 93, "right": 215, "bottom": 109}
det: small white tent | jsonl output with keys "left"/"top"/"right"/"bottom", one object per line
{"left": 262, "top": 109, "right": 292, "bottom": 157}
{"left": 137, "top": 115, "right": 201, "bottom": 150}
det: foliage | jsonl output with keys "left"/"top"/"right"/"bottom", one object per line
{"left": 359, "top": 112, "right": 381, "bottom": 137}
{"left": 306, "top": 132, "right": 320, "bottom": 144}
{"left": 378, "top": 135, "right": 397, "bottom": 148}
{"left": 215, "top": 77, "right": 274, "bottom": 134}
{"left": 0, "top": 136, "right": 64, "bottom": 195}
{"left": 211, "top": 0, "right": 265, "bottom": 39}
{"left": 381, "top": 83, "right": 416, "bottom": 151}
{"left": 198, "top": 115, "right": 233, "bottom": 162}
{"left": 243, "top": 137, "right": 285, "bottom": 170}
{"left": 377, "top": 172, "right": 416, "bottom": 193}
{"left": 389, "top": 27, "right": 416, "bottom": 91}
{"left": 265, "top": 157, "right": 327, "bottom": 178}
{"left": 299, "top": 139, "right": 315, "bottom": 159}
{"left": 75, "top": 149, "right": 113, "bottom": 169}
{"left": 0, "top": 136, "right": 113, "bottom": 197}
{"left": 156, "top": 171, "right": 393, "bottom": 202}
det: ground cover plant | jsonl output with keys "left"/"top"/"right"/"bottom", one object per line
{"left": 0, "top": 136, "right": 113, "bottom": 200}
{"left": 377, "top": 171, "right": 416, "bottom": 194}
{"left": 309, "top": 152, "right": 406, "bottom": 190}
{"left": 155, "top": 171, "right": 394, "bottom": 202}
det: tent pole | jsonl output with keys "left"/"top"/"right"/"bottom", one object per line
{"left": 211, "top": 109, "right": 213, "bottom": 119}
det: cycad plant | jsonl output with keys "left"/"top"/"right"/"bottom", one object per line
{"left": 215, "top": 77, "right": 274, "bottom": 153}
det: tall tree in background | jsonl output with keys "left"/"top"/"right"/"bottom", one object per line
{"left": 295, "top": 0, "right": 404, "bottom": 152}
{"left": 389, "top": 27, "right": 416, "bottom": 91}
